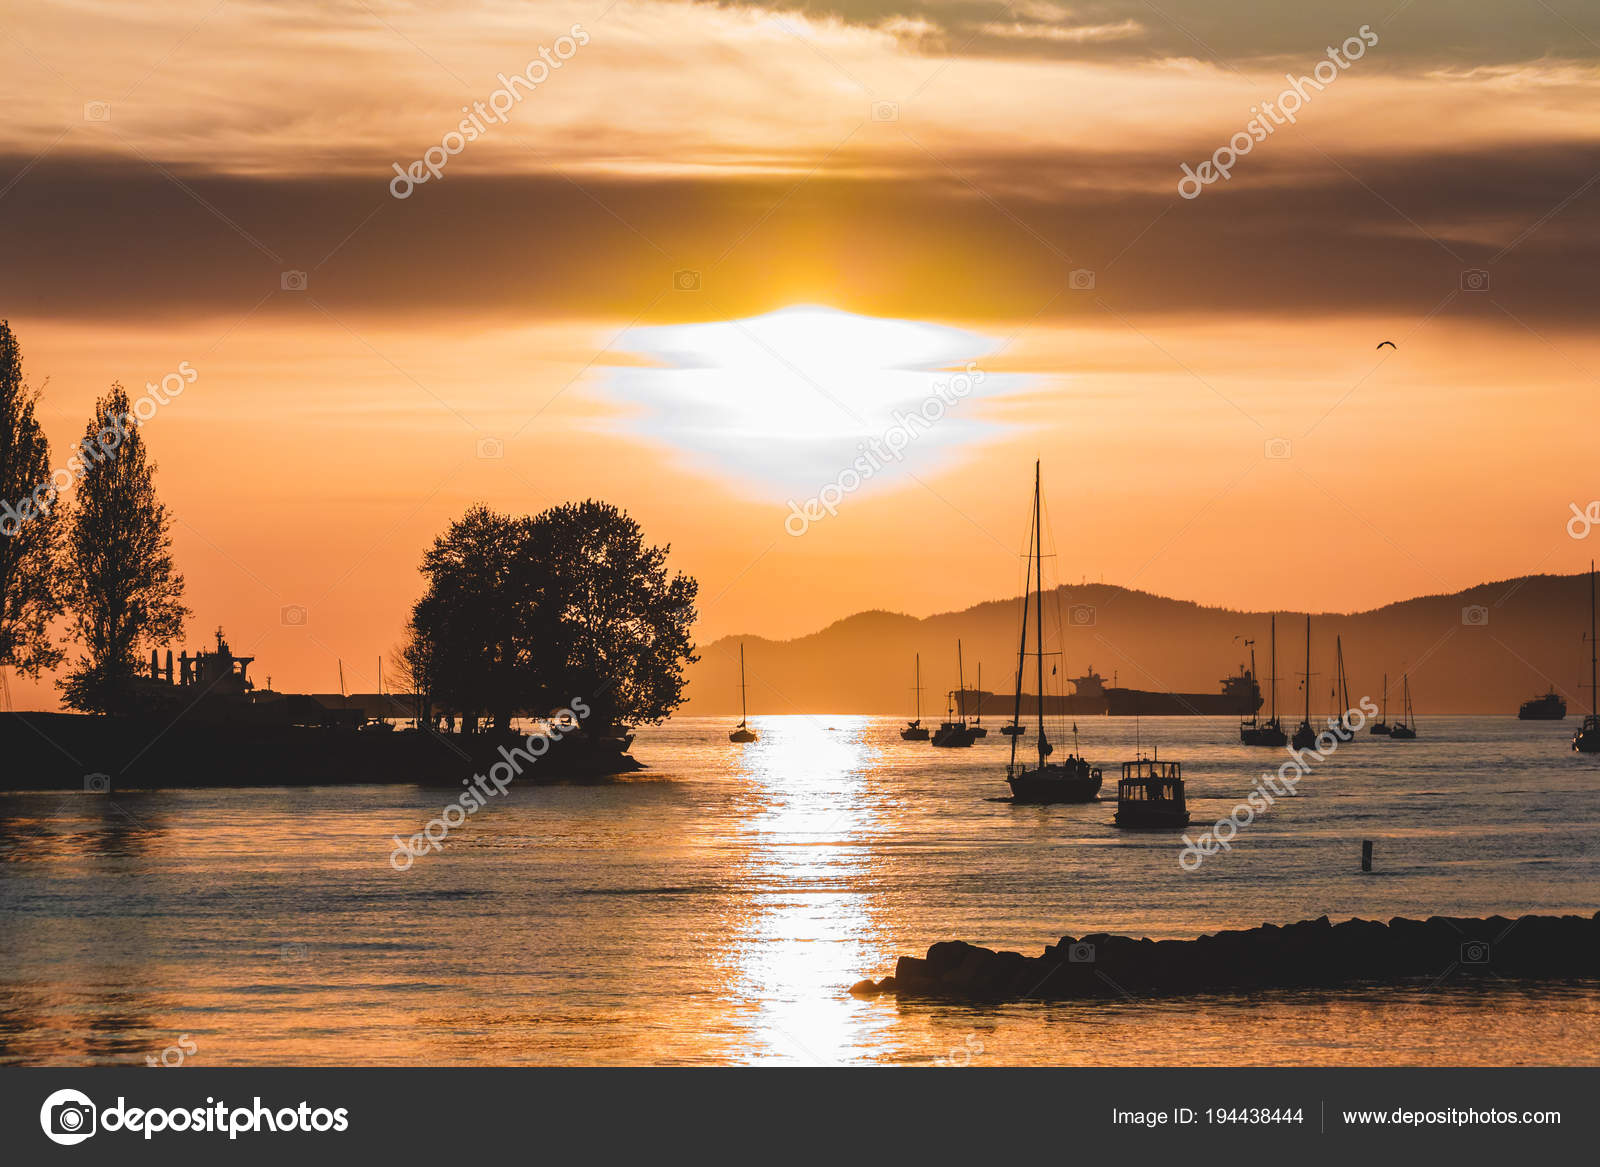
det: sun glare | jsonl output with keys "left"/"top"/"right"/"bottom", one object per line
{"left": 603, "top": 306, "right": 1029, "bottom": 496}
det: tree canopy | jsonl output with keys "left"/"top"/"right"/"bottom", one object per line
{"left": 406, "top": 500, "right": 698, "bottom": 731}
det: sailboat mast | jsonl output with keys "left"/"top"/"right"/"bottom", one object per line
{"left": 1590, "top": 561, "right": 1597, "bottom": 717}
{"left": 1303, "top": 616, "right": 1310, "bottom": 725}
{"left": 914, "top": 654, "right": 921, "bottom": 722}
{"left": 957, "top": 639, "right": 967, "bottom": 724}
{"left": 1270, "top": 615, "right": 1278, "bottom": 723}
{"left": 1033, "top": 461, "right": 1046, "bottom": 766}
{"left": 1009, "top": 514, "right": 1031, "bottom": 769}
{"left": 739, "top": 643, "right": 748, "bottom": 725}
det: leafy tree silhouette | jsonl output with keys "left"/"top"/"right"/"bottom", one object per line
{"left": 58, "top": 383, "right": 188, "bottom": 714}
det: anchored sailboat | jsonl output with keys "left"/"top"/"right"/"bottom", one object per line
{"left": 1389, "top": 671, "right": 1417, "bottom": 740}
{"left": 1291, "top": 615, "right": 1318, "bottom": 749}
{"left": 1334, "top": 635, "right": 1356, "bottom": 735}
{"left": 901, "top": 654, "right": 930, "bottom": 740}
{"left": 1370, "top": 672, "right": 1392, "bottom": 735}
{"left": 1240, "top": 616, "right": 1287, "bottom": 746}
{"left": 1006, "top": 462, "right": 1101, "bottom": 804}
{"left": 970, "top": 662, "right": 988, "bottom": 737}
{"left": 728, "top": 643, "right": 758, "bottom": 743}
{"left": 932, "top": 640, "right": 977, "bottom": 747}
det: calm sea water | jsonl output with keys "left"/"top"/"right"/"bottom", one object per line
{"left": 2, "top": 715, "right": 1598, "bottom": 1066}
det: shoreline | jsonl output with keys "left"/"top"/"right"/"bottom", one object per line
{"left": 0, "top": 711, "right": 643, "bottom": 791}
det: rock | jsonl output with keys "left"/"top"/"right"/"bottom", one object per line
{"left": 849, "top": 976, "right": 898, "bottom": 997}
{"left": 854, "top": 911, "right": 1600, "bottom": 1002}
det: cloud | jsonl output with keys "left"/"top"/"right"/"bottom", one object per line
{"left": 692, "top": 0, "right": 1600, "bottom": 65}
{"left": 3, "top": 144, "right": 1599, "bottom": 329}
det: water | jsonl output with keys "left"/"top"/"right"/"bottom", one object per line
{"left": 2, "top": 715, "right": 1598, "bottom": 1066}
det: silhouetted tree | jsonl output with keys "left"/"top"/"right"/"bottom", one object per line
{"left": 58, "top": 384, "right": 188, "bottom": 713}
{"left": 0, "top": 321, "right": 64, "bottom": 678}
{"left": 409, "top": 500, "right": 697, "bottom": 732}
{"left": 531, "top": 499, "right": 698, "bottom": 730}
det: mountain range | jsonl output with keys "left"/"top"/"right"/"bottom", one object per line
{"left": 683, "top": 572, "right": 1596, "bottom": 717}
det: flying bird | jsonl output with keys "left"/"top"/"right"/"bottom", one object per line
{"left": 1376, "top": 340, "right": 1396, "bottom": 350}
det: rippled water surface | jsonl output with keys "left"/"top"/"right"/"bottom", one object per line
{"left": 3, "top": 715, "right": 1598, "bottom": 1065}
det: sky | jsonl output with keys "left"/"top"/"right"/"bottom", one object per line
{"left": 2, "top": 0, "right": 1599, "bottom": 705}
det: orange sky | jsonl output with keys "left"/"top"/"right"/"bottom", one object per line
{"left": 3, "top": 0, "right": 1599, "bottom": 707}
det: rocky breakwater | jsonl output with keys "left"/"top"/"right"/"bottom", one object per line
{"left": 850, "top": 913, "right": 1600, "bottom": 1001}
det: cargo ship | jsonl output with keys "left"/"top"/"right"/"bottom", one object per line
{"left": 958, "top": 664, "right": 1261, "bottom": 718}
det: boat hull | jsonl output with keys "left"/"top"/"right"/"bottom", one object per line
{"left": 1007, "top": 763, "right": 1102, "bottom": 804}
{"left": 931, "top": 723, "right": 976, "bottom": 747}
{"left": 729, "top": 729, "right": 758, "bottom": 743}
{"left": 1114, "top": 805, "right": 1191, "bottom": 829}
{"left": 1240, "top": 722, "right": 1287, "bottom": 747}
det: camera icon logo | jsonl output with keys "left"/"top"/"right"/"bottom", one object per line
{"left": 476, "top": 436, "right": 504, "bottom": 460}
{"left": 1460, "top": 940, "right": 1491, "bottom": 964}
{"left": 871, "top": 100, "right": 899, "bottom": 122}
{"left": 1068, "top": 268, "right": 1096, "bottom": 291}
{"left": 1459, "top": 268, "right": 1490, "bottom": 293}
{"left": 280, "top": 270, "right": 308, "bottom": 292}
{"left": 1264, "top": 437, "right": 1292, "bottom": 460}
{"left": 673, "top": 269, "right": 701, "bottom": 291}
{"left": 1068, "top": 941, "right": 1096, "bottom": 963}
{"left": 1069, "top": 603, "right": 1096, "bottom": 627}
{"left": 280, "top": 604, "right": 308, "bottom": 627}
{"left": 1462, "top": 604, "right": 1489, "bottom": 627}
{"left": 84, "top": 772, "right": 111, "bottom": 794}
{"left": 281, "top": 942, "right": 310, "bottom": 961}
{"left": 40, "top": 1088, "right": 97, "bottom": 1145}
{"left": 83, "top": 101, "right": 111, "bottom": 122}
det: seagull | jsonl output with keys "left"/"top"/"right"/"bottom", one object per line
{"left": 1376, "top": 340, "right": 1396, "bottom": 350}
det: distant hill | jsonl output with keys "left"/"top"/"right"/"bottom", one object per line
{"left": 684, "top": 573, "right": 1595, "bottom": 717}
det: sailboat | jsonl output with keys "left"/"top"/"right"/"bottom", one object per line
{"left": 1006, "top": 462, "right": 1102, "bottom": 803}
{"left": 900, "top": 654, "right": 930, "bottom": 741}
{"left": 1333, "top": 635, "right": 1356, "bottom": 736}
{"left": 1574, "top": 561, "right": 1600, "bottom": 753}
{"left": 1240, "top": 616, "right": 1287, "bottom": 746}
{"left": 969, "top": 663, "right": 988, "bottom": 738}
{"left": 1370, "top": 672, "right": 1392, "bottom": 735}
{"left": 1291, "top": 616, "right": 1319, "bottom": 749}
{"left": 932, "top": 640, "right": 977, "bottom": 747}
{"left": 728, "top": 643, "right": 758, "bottom": 743}
{"left": 1389, "top": 672, "right": 1417, "bottom": 740}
